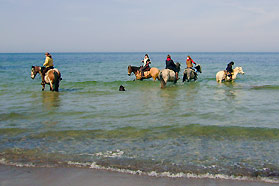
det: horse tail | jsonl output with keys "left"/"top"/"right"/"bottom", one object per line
{"left": 157, "top": 70, "right": 161, "bottom": 80}
{"left": 182, "top": 70, "right": 186, "bottom": 82}
{"left": 159, "top": 71, "right": 163, "bottom": 80}
{"left": 53, "top": 70, "right": 60, "bottom": 91}
{"left": 159, "top": 71, "right": 166, "bottom": 88}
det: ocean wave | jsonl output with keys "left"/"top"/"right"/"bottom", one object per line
{"left": 251, "top": 85, "right": 279, "bottom": 90}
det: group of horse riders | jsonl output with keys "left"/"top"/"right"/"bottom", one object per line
{"left": 138, "top": 54, "right": 234, "bottom": 81}
{"left": 39, "top": 52, "right": 235, "bottom": 87}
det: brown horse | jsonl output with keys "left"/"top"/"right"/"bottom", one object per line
{"left": 127, "top": 65, "right": 160, "bottom": 81}
{"left": 31, "top": 66, "right": 62, "bottom": 91}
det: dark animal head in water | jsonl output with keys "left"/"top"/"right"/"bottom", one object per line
{"left": 119, "top": 85, "right": 125, "bottom": 91}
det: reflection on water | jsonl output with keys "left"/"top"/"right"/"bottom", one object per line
{"left": 223, "top": 82, "right": 238, "bottom": 99}
{"left": 215, "top": 82, "right": 239, "bottom": 101}
{"left": 41, "top": 91, "right": 60, "bottom": 111}
{"left": 183, "top": 82, "right": 200, "bottom": 101}
{"left": 159, "top": 86, "right": 179, "bottom": 112}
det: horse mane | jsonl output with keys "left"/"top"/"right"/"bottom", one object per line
{"left": 131, "top": 66, "right": 140, "bottom": 71}
{"left": 128, "top": 65, "right": 140, "bottom": 72}
{"left": 175, "top": 62, "right": 181, "bottom": 72}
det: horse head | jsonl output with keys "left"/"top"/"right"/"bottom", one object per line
{"left": 128, "top": 65, "right": 140, "bottom": 76}
{"left": 128, "top": 65, "right": 132, "bottom": 76}
{"left": 31, "top": 66, "right": 39, "bottom": 79}
{"left": 175, "top": 62, "right": 181, "bottom": 72}
{"left": 236, "top": 67, "right": 245, "bottom": 74}
{"left": 195, "top": 64, "right": 202, "bottom": 73}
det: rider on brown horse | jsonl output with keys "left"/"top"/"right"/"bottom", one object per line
{"left": 139, "top": 54, "right": 151, "bottom": 79}
{"left": 41, "top": 52, "right": 54, "bottom": 85}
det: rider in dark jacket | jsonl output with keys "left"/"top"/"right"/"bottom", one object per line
{"left": 165, "top": 55, "right": 179, "bottom": 80}
{"left": 226, "top": 61, "right": 234, "bottom": 80}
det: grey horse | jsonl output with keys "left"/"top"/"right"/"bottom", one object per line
{"left": 182, "top": 64, "right": 202, "bottom": 82}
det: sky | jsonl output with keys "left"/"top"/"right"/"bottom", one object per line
{"left": 1, "top": 0, "right": 279, "bottom": 52}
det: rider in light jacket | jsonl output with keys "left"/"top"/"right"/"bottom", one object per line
{"left": 41, "top": 52, "right": 54, "bottom": 85}
{"left": 140, "top": 54, "right": 151, "bottom": 78}
{"left": 186, "top": 56, "right": 196, "bottom": 69}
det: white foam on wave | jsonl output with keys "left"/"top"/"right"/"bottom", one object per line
{"left": 95, "top": 149, "right": 124, "bottom": 158}
{"left": 86, "top": 161, "right": 279, "bottom": 184}
{"left": 0, "top": 158, "right": 36, "bottom": 168}
{"left": 1, "top": 157, "right": 279, "bottom": 184}
{"left": 78, "top": 149, "right": 125, "bottom": 158}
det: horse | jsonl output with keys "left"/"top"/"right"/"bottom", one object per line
{"left": 31, "top": 66, "right": 62, "bottom": 91}
{"left": 159, "top": 62, "right": 181, "bottom": 88}
{"left": 216, "top": 66, "right": 245, "bottom": 83}
{"left": 182, "top": 64, "right": 202, "bottom": 82}
{"left": 127, "top": 65, "right": 160, "bottom": 81}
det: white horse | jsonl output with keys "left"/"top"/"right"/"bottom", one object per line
{"left": 216, "top": 67, "right": 245, "bottom": 83}
{"left": 159, "top": 63, "right": 181, "bottom": 88}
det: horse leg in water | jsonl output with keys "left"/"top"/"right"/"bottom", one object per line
{"left": 42, "top": 83, "right": 45, "bottom": 91}
{"left": 193, "top": 71, "right": 197, "bottom": 81}
{"left": 187, "top": 70, "right": 191, "bottom": 82}
{"left": 182, "top": 71, "right": 186, "bottom": 82}
{"left": 49, "top": 77, "right": 54, "bottom": 91}
{"left": 152, "top": 72, "right": 157, "bottom": 81}
{"left": 160, "top": 79, "right": 166, "bottom": 88}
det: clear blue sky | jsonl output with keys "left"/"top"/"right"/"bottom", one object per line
{"left": 1, "top": 0, "right": 279, "bottom": 52}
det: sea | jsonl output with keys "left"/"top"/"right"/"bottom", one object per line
{"left": 0, "top": 52, "right": 279, "bottom": 183}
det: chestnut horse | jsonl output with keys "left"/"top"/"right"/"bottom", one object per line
{"left": 128, "top": 65, "right": 160, "bottom": 81}
{"left": 31, "top": 66, "right": 62, "bottom": 91}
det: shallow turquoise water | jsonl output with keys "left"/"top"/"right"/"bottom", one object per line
{"left": 1, "top": 52, "right": 279, "bottom": 181}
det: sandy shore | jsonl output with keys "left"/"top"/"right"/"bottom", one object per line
{"left": 0, "top": 165, "right": 276, "bottom": 186}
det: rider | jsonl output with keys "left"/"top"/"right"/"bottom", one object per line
{"left": 186, "top": 56, "right": 197, "bottom": 71}
{"left": 226, "top": 61, "right": 234, "bottom": 80}
{"left": 165, "top": 54, "right": 179, "bottom": 80}
{"left": 41, "top": 52, "right": 54, "bottom": 85}
{"left": 140, "top": 54, "right": 151, "bottom": 78}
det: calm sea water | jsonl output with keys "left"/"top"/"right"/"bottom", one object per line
{"left": 1, "top": 52, "right": 279, "bottom": 182}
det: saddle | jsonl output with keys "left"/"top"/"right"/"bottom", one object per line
{"left": 223, "top": 70, "right": 233, "bottom": 80}
{"left": 41, "top": 66, "right": 54, "bottom": 74}
{"left": 186, "top": 68, "right": 197, "bottom": 75}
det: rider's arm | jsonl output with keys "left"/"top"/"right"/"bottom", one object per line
{"left": 192, "top": 59, "right": 196, "bottom": 65}
{"left": 43, "top": 58, "right": 49, "bottom": 66}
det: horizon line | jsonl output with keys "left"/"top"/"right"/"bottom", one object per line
{"left": 1, "top": 51, "right": 279, "bottom": 54}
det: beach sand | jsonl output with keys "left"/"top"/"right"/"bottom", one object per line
{"left": 0, "top": 165, "right": 276, "bottom": 186}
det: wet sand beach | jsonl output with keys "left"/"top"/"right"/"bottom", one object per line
{"left": 0, "top": 165, "right": 275, "bottom": 186}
